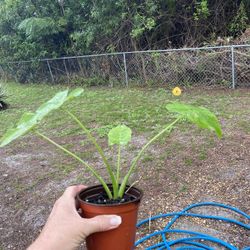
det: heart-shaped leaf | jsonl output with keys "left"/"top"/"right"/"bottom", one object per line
{"left": 166, "top": 102, "right": 222, "bottom": 138}
{"left": 108, "top": 125, "right": 132, "bottom": 146}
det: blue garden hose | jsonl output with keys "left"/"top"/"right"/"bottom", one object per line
{"left": 136, "top": 202, "right": 250, "bottom": 249}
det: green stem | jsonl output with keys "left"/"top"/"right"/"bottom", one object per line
{"left": 116, "top": 145, "right": 121, "bottom": 185}
{"left": 35, "top": 131, "right": 113, "bottom": 199}
{"left": 118, "top": 117, "right": 181, "bottom": 197}
{"left": 65, "top": 110, "right": 118, "bottom": 198}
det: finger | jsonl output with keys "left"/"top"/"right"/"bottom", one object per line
{"left": 81, "top": 215, "right": 122, "bottom": 236}
{"left": 60, "top": 185, "right": 87, "bottom": 210}
{"left": 63, "top": 185, "right": 87, "bottom": 199}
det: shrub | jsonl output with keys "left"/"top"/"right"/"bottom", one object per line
{"left": 0, "top": 84, "right": 8, "bottom": 110}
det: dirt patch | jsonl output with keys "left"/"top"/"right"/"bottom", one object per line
{"left": 135, "top": 130, "right": 250, "bottom": 249}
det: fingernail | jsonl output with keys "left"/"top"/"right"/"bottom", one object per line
{"left": 110, "top": 216, "right": 122, "bottom": 226}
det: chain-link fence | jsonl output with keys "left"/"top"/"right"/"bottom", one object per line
{"left": 0, "top": 45, "right": 249, "bottom": 88}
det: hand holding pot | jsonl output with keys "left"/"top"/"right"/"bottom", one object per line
{"left": 28, "top": 185, "right": 122, "bottom": 250}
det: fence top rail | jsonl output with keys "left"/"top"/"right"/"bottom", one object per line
{"left": 3, "top": 44, "right": 250, "bottom": 65}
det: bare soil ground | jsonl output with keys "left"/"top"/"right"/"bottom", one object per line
{"left": 0, "top": 88, "right": 249, "bottom": 249}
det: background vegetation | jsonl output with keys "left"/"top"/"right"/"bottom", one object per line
{"left": 0, "top": 0, "right": 249, "bottom": 63}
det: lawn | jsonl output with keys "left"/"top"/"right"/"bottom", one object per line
{"left": 0, "top": 82, "right": 250, "bottom": 249}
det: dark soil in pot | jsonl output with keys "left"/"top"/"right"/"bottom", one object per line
{"left": 83, "top": 186, "right": 139, "bottom": 205}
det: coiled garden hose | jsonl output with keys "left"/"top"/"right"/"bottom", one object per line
{"left": 136, "top": 202, "right": 250, "bottom": 249}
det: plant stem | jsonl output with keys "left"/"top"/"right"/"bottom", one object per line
{"left": 116, "top": 145, "right": 121, "bottom": 185}
{"left": 118, "top": 117, "right": 181, "bottom": 197}
{"left": 65, "top": 110, "right": 118, "bottom": 198}
{"left": 35, "top": 131, "right": 113, "bottom": 199}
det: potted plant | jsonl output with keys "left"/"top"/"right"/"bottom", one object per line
{"left": 0, "top": 88, "right": 222, "bottom": 250}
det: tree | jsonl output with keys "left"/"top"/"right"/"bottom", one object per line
{"left": 0, "top": 0, "right": 249, "bottom": 63}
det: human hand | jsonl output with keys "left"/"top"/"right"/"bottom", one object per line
{"left": 28, "top": 185, "right": 122, "bottom": 250}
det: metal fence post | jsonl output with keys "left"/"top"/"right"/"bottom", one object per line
{"left": 63, "top": 59, "right": 70, "bottom": 84}
{"left": 46, "top": 60, "right": 55, "bottom": 83}
{"left": 231, "top": 46, "right": 236, "bottom": 89}
{"left": 123, "top": 53, "right": 129, "bottom": 87}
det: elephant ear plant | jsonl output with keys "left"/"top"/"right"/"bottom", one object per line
{"left": 0, "top": 88, "right": 222, "bottom": 200}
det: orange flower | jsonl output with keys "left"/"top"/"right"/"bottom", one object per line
{"left": 172, "top": 87, "right": 182, "bottom": 96}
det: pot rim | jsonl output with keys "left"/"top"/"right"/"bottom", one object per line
{"left": 77, "top": 184, "right": 143, "bottom": 207}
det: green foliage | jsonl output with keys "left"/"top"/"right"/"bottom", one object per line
{"left": 193, "top": 0, "right": 210, "bottom": 21}
{"left": 229, "top": 1, "right": 248, "bottom": 37}
{"left": 0, "top": 88, "right": 83, "bottom": 147}
{"left": 0, "top": 0, "right": 249, "bottom": 64}
{"left": 18, "top": 17, "right": 61, "bottom": 40}
{"left": 0, "top": 112, "right": 37, "bottom": 146}
{"left": 166, "top": 102, "right": 222, "bottom": 138}
{"left": 0, "top": 89, "right": 222, "bottom": 199}
{"left": 131, "top": 14, "right": 156, "bottom": 38}
{"left": 108, "top": 125, "right": 132, "bottom": 146}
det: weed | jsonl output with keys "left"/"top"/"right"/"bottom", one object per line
{"left": 56, "top": 164, "right": 76, "bottom": 174}
{"left": 173, "top": 175, "right": 178, "bottom": 182}
{"left": 141, "top": 155, "right": 154, "bottom": 163}
{"left": 184, "top": 158, "right": 193, "bottom": 166}
{"left": 180, "top": 184, "right": 188, "bottom": 192}
{"left": 199, "top": 148, "right": 208, "bottom": 161}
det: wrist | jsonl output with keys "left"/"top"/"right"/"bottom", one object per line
{"left": 27, "top": 234, "right": 56, "bottom": 250}
{"left": 27, "top": 231, "right": 78, "bottom": 250}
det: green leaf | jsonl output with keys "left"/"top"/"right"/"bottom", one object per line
{"left": 18, "top": 17, "right": 60, "bottom": 40}
{"left": 35, "top": 90, "right": 69, "bottom": 120}
{"left": 0, "top": 88, "right": 84, "bottom": 147}
{"left": 67, "top": 88, "right": 84, "bottom": 100}
{"left": 0, "top": 112, "right": 37, "bottom": 147}
{"left": 166, "top": 102, "right": 222, "bottom": 138}
{"left": 108, "top": 125, "right": 132, "bottom": 146}
{"left": 34, "top": 88, "right": 83, "bottom": 120}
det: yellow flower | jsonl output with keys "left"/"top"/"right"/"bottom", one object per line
{"left": 172, "top": 87, "right": 182, "bottom": 96}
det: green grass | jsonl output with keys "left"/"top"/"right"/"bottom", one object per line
{"left": 0, "top": 82, "right": 172, "bottom": 137}
{"left": 1, "top": 82, "right": 250, "bottom": 143}
{"left": 56, "top": 164, "right": 77, "bottom": 174}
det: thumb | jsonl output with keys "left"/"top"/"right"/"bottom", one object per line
{"left": 82, "top": 215, "right": 122, "bottom": 236}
